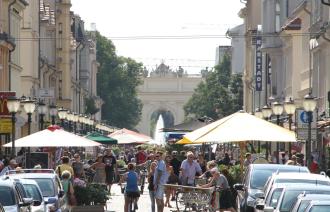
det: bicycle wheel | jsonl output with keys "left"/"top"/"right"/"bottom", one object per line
{"left": 176, "top": 191, "right": 189, "bottom": 211}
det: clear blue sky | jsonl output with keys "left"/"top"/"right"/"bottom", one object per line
{"left": 71, "top": 0, "right": 244, "bottom": 73}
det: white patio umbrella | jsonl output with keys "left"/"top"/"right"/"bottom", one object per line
{"left": 183, "top": 111, "right": 297, "bottom": 144}
{"left": 3, "top": 125, "right": 101, "bottom": 147}
{"left": 109, "top": 128, "right": 153, "bottom": 144}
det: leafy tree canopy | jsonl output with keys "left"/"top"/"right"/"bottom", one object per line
{"left": 184, "top": 54, "right": 243, "bottom": 120}
{"left": 96, "top": 32, "right": 143, "bottom": 129}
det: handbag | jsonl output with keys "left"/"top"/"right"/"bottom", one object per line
{"left": 68, "top": 182, "right": 77, "bottom": 206}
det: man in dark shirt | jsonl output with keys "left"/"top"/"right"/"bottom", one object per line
{"left": 103, "top": 148, "right": 117, "bottom": 193}
{"left": 71, "top": 153, "right": 85, "bottom": 179}
{"left": 170, "top": 151, "right": 181, "bottom": 177}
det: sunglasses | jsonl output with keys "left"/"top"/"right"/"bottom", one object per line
{"left": 155, "top": 155, "right": 160, "bottom": 158}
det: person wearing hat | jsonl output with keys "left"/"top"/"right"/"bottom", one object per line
{"left": 0, "top": 159, "right": 18, "bottom": 176}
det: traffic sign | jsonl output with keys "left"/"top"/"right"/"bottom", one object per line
{"left": 296, "top": 128, "right": 317, "bottom": 141}
{"left": 296, "top": 109, "right": 317, "bottom": 129}
{"left": 38, "top": 88, "right": 55, "bottom": 98}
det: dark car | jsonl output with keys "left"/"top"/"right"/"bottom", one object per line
{"left": 234, "top": 164, "right": 309, "bottom": 212}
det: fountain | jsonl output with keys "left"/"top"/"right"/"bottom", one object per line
{"left": 153, "top": 114, "right": 166, "bottom": 145}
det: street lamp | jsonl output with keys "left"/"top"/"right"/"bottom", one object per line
{"left": 72, "top": 113, "right": 79, "bottom": 133}
{"left": 78, "top": 114, "right": 85, "bottom": 134}
{"left": 38, "top": 101, "right": 47, "bottom": 130}
{"left": 66, "top": 112, "right": 74, "bottom": 132}
{"left": 21, "top": 97, "right": 36, "bottom": 168}
{"left": 272, "top": 101, "right": 284, "bottom": 164}
{"left": 49, "top": 104, "right": 58, "bottom": 125}
{"left": 284, "top": 98, "right": 296, "bottom": 158}
{"left": 303, "top": 94, "right": 317, "bottom": 167}
{"left": 262, "top": 105, "right": 273, "bottom": 160}
{"left": 7, "top": 96, "right": 21, "bottom": 158}
{"left": 255, "top": 108, "right": 263, "bottom": 153}
{"left": 58, "top": 108, "right": 68, "bottom": 128}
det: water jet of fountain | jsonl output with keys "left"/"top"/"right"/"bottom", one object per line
{"left": 154, "top": 115, "right": 166, "bottom": 146}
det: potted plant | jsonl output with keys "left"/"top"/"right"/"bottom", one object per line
{"left": 72, "top": 181, "right": 109, "bottom": 212}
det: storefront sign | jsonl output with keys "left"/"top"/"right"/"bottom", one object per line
{"left": 0, "top": 118, "right": 12, "bottom": 133}
{"left": 255, "top": 36, "right": 262, "bottom": 91}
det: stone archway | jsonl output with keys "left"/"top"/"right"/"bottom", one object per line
{"left": 150, "top": 109, "right": 175, "bottom": 136}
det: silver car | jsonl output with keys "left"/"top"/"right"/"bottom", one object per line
{"left": 264, "top": 184, "right": 330, "bottom": 212}
{"left": 0, "top": 177, "right": 33, "bottom": 212}
{"left": 291, "top": 193, "right": 330, "bottom": 212}
{"left": 18, "top": 179, "right": 46, "bottom": 212}
{"left": 305, "top": 200, "right": 330, "bottom": 212}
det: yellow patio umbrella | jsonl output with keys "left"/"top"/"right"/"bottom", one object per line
{"left": 176, "top": 137, "right": 203, "bottom": 145}
{"left": 184, "top": 111, "right": 296, "bottom": 143}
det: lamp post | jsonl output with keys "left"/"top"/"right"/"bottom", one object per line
{"left": 303, "top": 94, "right": 317, "bottom": 167}
{"left": 38, "top": 101, "right": 47, "bottom": 130}
{"left": 255, "top": 108, "right": 263, "bottom": 153}
{"left": 58, "top": 108, "right": 68, "bottom": 128}
{"left": 66, "top": 112, "right": 74, "bottom": 132}
{"left": 7, "top": 96, "right": 21, "bottom": 158}
{"left": 49, "top": 104, "right": 58, "bottom": 125}
{"left": 284, "top": 98, "right": 296, "bottom": 158}
{"left": 262, "top": 105, "right": 273, "bottom": 160}
{"left": 78, "top": 114, "right": 85, "bottom": 134}
{"left": 21, "top": 97, "right": 36, "bottom": 168}
{"left": 272, "top": 101, "right": 284, "bottom": 164}
{"left": 72, "top": 113, "right": 79, "bottom": 134}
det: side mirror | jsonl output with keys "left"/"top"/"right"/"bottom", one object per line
{"left": 33, "top": 200, "right": 42, "bottom": 206}
{"left": 19, "top": 198, "right": 33, "bottom": 207}
{"left": 58, "top": 189, "right": 65, "bottom": 198}
{"left": 45, "top": 197, "right": 57, "bottom": 204}
{"left": 264, "top": 206, "right": 275, "bottom": 212}
{"left": 256, "top": 203, "right": 264, "bottom": 210}
{"left": 233, "top": 184, "right": 244, "bottom": 191}
{"left": 255, "top": 191, "right": 265, "bottom": 199}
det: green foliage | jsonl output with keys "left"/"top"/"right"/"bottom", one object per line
{"left": 85, "top": 97, "right": 99, "bottom": 115}
{"left": 218, "top": 164, "right": 242, "bottom": 184}
{"left": 74, "top": 184, "right": 109, "bottom": 206}
{"left": 184, "top": 54, "right": 243, "bottom": 120}
{"left": 96, "top": 32, "right": 143, "bottom": 129}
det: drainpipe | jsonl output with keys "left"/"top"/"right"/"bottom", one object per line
{"left": 8, "top": 0, "right": 17, "bottom": 90}
{"left": 75, "top": 42, "right": 82, "bottom": 113}
{"left": 38, "top": 0, "right": 41, "bottom": 87}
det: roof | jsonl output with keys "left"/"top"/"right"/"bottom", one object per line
{"left": 272, "top": 173, "right": 329, "bottom": 181}
{"left": 161, "top": 119, "right": 208, "bottom": 132}
{"left": 0, "top": 177, "right": 16, "bottom": 187}
{"left": 282, "top": 184, "right": 330, "bottom": 191}
{"left": 297, "top": 193, "right": 330, "bottom": 200}
{"left": 250, "top": 164, "right": 309, "bottom": 172}
{"left": 8, "top": 173, "right": 56, "bottom": 180}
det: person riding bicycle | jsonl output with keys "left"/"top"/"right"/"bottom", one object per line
{"left": 120, "top": 163, "right": 140, "bottom": 212}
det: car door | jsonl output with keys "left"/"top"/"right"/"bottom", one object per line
{"left": 14, "top": 185, "right": 29, "bottom": 212}
{"left": 236, "top": 167, "right": 250, "bottom": 209}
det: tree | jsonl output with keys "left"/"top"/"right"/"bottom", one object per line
{"left": 184, "top": 54, "right": 243, "bottom": 120}
{"left": 96, "top": 32, "right": 143, "bottom": 129}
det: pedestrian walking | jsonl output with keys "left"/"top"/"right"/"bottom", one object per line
{"left": 0, "top": 159, "right": 18, "bottom": 176}
{"left": 148, "top": 162, "right": 157, "bottom": 212}
{"left": 154, "top": 152, "right": 169, "bottom": 212}
{"left": 180, "top": 151, "right": 202, "bottom": 186}
{"left": 61, "top": 170, "right": 76, "bottom": 211}
{"left": 55, "top": 156, "right": 74, "bottom": 179}
{"left": 71, "top": 153, "right": 85, "bottom": 179}
{"left": 91, "top": 154, "right": 106, "bottom": 184}
{"left": 120, "top": 163, "right": 140, "bottom": 212}
{"left": 103, "top": 148, "right": 117, "bottom": 193}
{"left": 165, "top": 155, "right": 176, "bottom": 208}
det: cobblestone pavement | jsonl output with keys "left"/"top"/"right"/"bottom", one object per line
{"left": 106, "top": 183, "right": 176, "bottom": 212}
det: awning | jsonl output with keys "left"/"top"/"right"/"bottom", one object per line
{"left": 85, "top": 132, "right": 117, "bottom": 145}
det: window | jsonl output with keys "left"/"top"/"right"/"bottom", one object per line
{"left": 0, "top": 186, "right": 15, "bottom": 206}
{"left": 312, "top": 0, "right": 321, "bottom": 24}
{"left": 275, "top": 0, "right": 281, "bottom": 32}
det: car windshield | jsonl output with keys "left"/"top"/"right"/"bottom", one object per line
{"left": 29, "top": 178, "right": 55, "bottom": 197}
{"left": 270, "top": 188, "right": 283, "bottom": 208}
{"left": 280, "top": 190, "right": 330, "bottom": 212}
{"left": 297, "top": 200, "right": 311, "bottom": 212}
{"left": 250, "top": 169, "right": 275, "bottom": 189}
{"left": 0, "top": 186, "right": 15, "bottom": 206}
{"left": 310, "top": 205, "right": 330, "bottom": 212}
{"left": 23, "top": 184, "right": 43, "bottom": 202}
{"left": 276, "top": 179, "right": 330, "bottom": 186}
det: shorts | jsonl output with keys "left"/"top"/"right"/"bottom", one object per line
{"left": 125, "top": 191, "right": 140, "bottom": 198}
{"left": 154, "top": 185, "right": 165, "bottom": 199}
{"left": 105, "top": 171, "right": 114, "bottom": 184}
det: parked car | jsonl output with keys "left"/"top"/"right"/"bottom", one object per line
{"left": 304, "top": 200, "right": 330, "bottom": 212}
{"left": 7, "top": 169, "right": 65, "bottom": 211}
{"left": 0, "top": 177, "right": 33, "bottom": 212}
{"left": 255, "top": 184, "right": 286, "bottom": 212}
{"left": 291, "top": 193, "right": 330, "bottom": 212}
{"left": 18, "top": 179, "right": 46, "bottom": 212}
{"left": 262, "top": 172, "right": 330, "bottom": 199}
{"left": 263, "top": 184, "right": 330, "bottom": 212}
{"left": 234, "top": 164, "right": 309, "bottom": 212}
